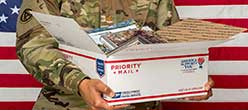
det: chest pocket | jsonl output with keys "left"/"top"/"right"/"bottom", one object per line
{"left": 60, "top": 0, "right": 101, "bottom": 28}
{"left": 101, "top": 0, "right": 156, "bottom": 27}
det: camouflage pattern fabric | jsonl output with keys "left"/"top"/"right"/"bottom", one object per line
{"left": 16, "top": 0, "right": 179, "bottom": 109}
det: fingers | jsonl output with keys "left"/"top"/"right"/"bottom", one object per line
{"left": 89, "top": 104, "right": 130, "bottom": 110}
{"left": 204, "top": 77, "right": 214, "bottom": 91}
{"left": 113, "top": 104, "right": 130, "bottom": 109}
{"left": 93, "top": 92, "right": 113, "bottom": 110}
{"left": 90, "top": 106, "right": 111, "bottom": 110}
{"left": 89, "top": 106, "right": 100, "bottom": 110}
{"left": 91, "top": 90, "right": 129, "bottom": 110}
{"left": 95, "top": 80, "right": 115, "bottom": 97}
{"left": 79, "top": 79, "right": 129, "bottom": 110}
{"left": 208, "top": 77, "right": 215, "bottom": 89}
{"left": 184, "top": 89, "right": 213, "bottom": 101}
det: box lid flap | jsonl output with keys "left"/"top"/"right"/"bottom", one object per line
{"left": 213, "top": 33, "right": 248, "bottom": 47}
{"left": 31, "top": 12, "right": 104, "bottom": 54}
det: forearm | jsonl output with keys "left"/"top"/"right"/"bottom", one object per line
{"left": 16, "top": 24, "right": 88, "bottom": 95}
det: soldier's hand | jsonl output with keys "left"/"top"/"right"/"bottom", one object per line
{"left": 181, "top": 77, "right": 214, "bottom": 101}
{"left": 79, "top": 79, "right": 129, "bottom": 110}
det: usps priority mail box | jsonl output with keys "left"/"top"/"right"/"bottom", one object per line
{"left": 31, "top": 12, "right": 244, "bottom": 105}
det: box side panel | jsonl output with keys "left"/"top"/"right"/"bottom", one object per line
{"left": 105, "top": 55, "right": 208, "bottom": 105}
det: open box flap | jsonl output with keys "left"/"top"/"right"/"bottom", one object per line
{"left": 31, "top": 12, "right": 104, "bottom": 54}
{"left": 213, "top": 33, "right": 248, "bottom": 47}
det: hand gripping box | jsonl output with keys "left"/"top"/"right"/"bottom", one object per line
{"left": 31, "top": 12, "right": 246, "bottom": 105}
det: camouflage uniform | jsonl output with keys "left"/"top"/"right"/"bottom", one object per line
{"left": 16, "top": 0, "right": 179, "bottom": 110}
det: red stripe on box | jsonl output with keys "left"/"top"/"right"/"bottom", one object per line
{"left": 210, "top": 75, "right": 248, "bottom": 89}
{"left": 60, "top": 48, "right": 208, "bottom": 63}
{"left": 209, "top": 47, "right": 248, "bottom": 61}
{"left": 0, "top": 47, "right": 18, "bottom": 59}
{"left": 105, "top": 54, "right": 208, "bottom": 63}
{"left": 107, "top": 90, "right": 207, "bottom": 103}
{"left": 59, "top": 48, "right": 96, "bottom": 60}
{"left": 161, "top": 102, "right": 248, "bottom": 110}
{"left": 203, "top": 19, "right": 248, "bottom": 29}
{"left": 0, "top": 102, "right": 35, "bottom": 110}
{"left": 0, "top": 74, "right": 43, "bottom": 87}
{"left": 175, "top": 0, "right": 248, "bottom": 6}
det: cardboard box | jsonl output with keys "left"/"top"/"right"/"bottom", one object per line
{"left": 31, "top": 12, "right": 246, "bottom": 105}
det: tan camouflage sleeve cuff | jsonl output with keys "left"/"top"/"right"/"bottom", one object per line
{"left": 64, "top": 70, "right": 89, "bottom": 96}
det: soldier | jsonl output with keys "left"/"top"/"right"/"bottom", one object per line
{"left": 16, "top": 0, "right": 214, "bottom": 110}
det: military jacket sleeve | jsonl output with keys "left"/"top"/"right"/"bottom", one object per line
{"left": 16, "top": 0, "right": 88, "bottom": 95}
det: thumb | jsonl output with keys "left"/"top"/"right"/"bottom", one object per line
{"left": 205, "top": 77, "right": 214, "bottom": 90}
{"left": 96, "top": 82, "right": 115, "bottom": 97}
